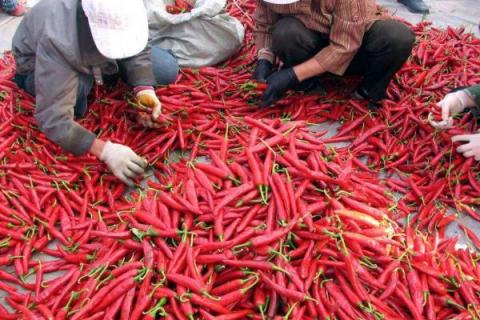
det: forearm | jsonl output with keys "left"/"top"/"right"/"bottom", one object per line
{"left": 35, "top": 114, "right": 97, "bottom": 156}
{"left": 293, "top": 58, "right": 326, "bottom": 82}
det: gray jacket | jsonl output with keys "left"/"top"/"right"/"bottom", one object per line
{"left": 12, "top": 0, "right": 156, "bottom": 156}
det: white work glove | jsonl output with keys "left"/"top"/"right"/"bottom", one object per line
{"left": 136, "top": 89, "right": 162, "bottom": 128}
{"left": 100, "top": 141, "right": 147, "bottom": 186}
{"left": 452, "top": 132, "right": 480, "bottom": 161}
{"left": 431, "top": 90, "right": 475, "bottom": 129}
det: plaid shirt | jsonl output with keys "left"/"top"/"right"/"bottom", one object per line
{"left": 254, "top": 0, "right": 385, "bottom": 75}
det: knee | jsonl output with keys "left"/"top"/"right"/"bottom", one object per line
{"left": 384, "top": 21, "right": 415, "bottom": 56}
{"left": 271, "top": 17, "right": 306, "bottom": 49}
{"left": 151, "top": 46, "right": 179, "bottom": 85}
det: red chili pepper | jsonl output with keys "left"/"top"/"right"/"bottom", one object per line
{"left": 73, "top": 269, "right": 141, "bottom": 320}
{"left": 190, "top": 293, "right": 231, "bottom": 314}
{"left": 35, "top": 267, "right": 77, "bottom": 304}
{"left": 237, "top": 217, "right": 297, "bottom": 249}
{"left": 36, "top": 304, "right": 54, "bottom": 320}
{"left": 166, "top": 273, "right": 216, "bottom": 299}
{"left": 120, "top": 287, "right": 136, "bottom": 320}
{"left": 218, "top": 185, "right": 256, "bottom": 216}
{"left": 259, "top": 271, "right": 312, "bottom": 302}
{"left": 51, "top": 268, "right": 81, "bottom": 312}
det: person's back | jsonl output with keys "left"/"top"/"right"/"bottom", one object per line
{"left": 11, "top": 0, "right": 122, "bottom": 157}
{"left": 13, "top": 0, "right": 102, "bottom": 77}
{"left": 10, "top": 0, "right": 177, "bottom": 186}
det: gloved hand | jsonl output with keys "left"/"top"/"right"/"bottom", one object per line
{"left": 452, "top": 132, "right": 480, "bottom": 161}
{"left": 438, "top": 90, "right": 474, "bottom": 122}
{"left": 100, "top": 141, "right": 147, "bottom": 186}
{"left": 136, "top": 89, "right": 162, "bottom": 128}
{"left": 252, "top": 59, "right": 273, "bottom": 83}
{"left": 260, "top": 68, "right": 299, "bottom": 108}
{"left": 137, "top": 112, "right": 160, "bottom": 129}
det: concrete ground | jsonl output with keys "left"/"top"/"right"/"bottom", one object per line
{"left": 377, "top": 0, "right": 479, "bottom": 37}
{"left": 0, "top": 0, "right": 479, "bottom": 54}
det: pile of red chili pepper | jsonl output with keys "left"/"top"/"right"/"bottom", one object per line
{"left": 166, "top": 0, "right": 194, "bottom": 14}
{"left": 0, "top": 0, "right": 480, "bottom": 319}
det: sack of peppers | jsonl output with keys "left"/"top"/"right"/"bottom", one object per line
{"left": 0, "top": 0, "right": 480, "bottom": 319}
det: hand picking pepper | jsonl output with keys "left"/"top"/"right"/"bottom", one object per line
{"left": 135, "top": 87, "right": 162, "bottom": 128}
{"left": 253, "top": 0, "right": 414, "bottom": 108}
{"left": 432, "top": 85, "right": 480, "bottom": 160}
{"left": 430, "top": 87, "right": 478, "bottom": 129}
{"left": 260, "top": 68, "right": 299, "bottom": 108}
{"left": 97, "top": 141, "right": 148, "bottom": 186}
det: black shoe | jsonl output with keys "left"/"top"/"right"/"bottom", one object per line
{"left": 353, "top": 87, "right": 382, "bottom": 110}
{"left": 398, "top": 0, "right": 429, "bottom": 14}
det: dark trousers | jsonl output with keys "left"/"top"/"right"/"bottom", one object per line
{"left": 15, "top": 73, "right": 93, "bottom": 118}
{"left": 271, "top": 18, "right": 415, "bottom": 101}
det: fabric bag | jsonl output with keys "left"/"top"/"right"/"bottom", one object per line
{"left": 145, "top": 0, "right": 245, "bottom": 67}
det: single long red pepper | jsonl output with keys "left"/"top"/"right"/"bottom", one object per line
{"left": 259, "top": 271, "right": 313, "bottom": 302}
{"left": 35, "top": 267, "right": 77, "bottom": 304}
{"left": 166, "top": 273, "right": 217, "bottom": 299}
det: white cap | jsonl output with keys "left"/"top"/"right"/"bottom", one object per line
{"left": 262, "top": 0, "right": 300, "bottom": 4}
{"left": 82, "top": 0, "right": 149, "bottom": 60}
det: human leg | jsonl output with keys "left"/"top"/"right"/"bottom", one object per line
{"left": 14, "top": 72, "right": 93, "bottom": 118}
{"left": 73, "top": 74, "right": 94, "bottom": 118}
{"left": 14, "top": 73, "right": 35, "bottom": 95}
{"left": 150, "top": 46, "right": 180, "bottom": 86}
{"left": 347, "top": 20, "right": 415, "bottom": 102}
{"left": 271, "top": 17, "right": 329, "bottom": 68}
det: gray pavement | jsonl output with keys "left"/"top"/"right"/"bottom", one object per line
{"left": 377, "top": 0, "right": 479, "bottom": 37}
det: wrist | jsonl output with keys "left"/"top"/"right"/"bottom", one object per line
{"left": 287, "top": 68, "right": 299, "bottom": 85}
{"left": 134, "top": 86, "right": 155, "bottom": 96}
{"left": 293, "top": 59, "right": 324, "bottom": 82}
{"left": 461, "top": 90, "right": 477, "bottom": 108}
{"left": 293, "top": 65, "right": 307, "bottom": 82}
{"left": 90, "top": 139, "right": 106, "bottom": 158}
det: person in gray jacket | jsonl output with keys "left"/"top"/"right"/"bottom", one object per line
{"left": 12, "top": 0, "right": 179, "bottom": 186}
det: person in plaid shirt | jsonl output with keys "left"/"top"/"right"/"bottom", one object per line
{"left": 252, "top": 0, "right": 415, "bottom": 109}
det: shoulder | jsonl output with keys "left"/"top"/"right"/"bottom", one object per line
{"left": 28, "top": 0, "right": 75, "bottom": 14}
